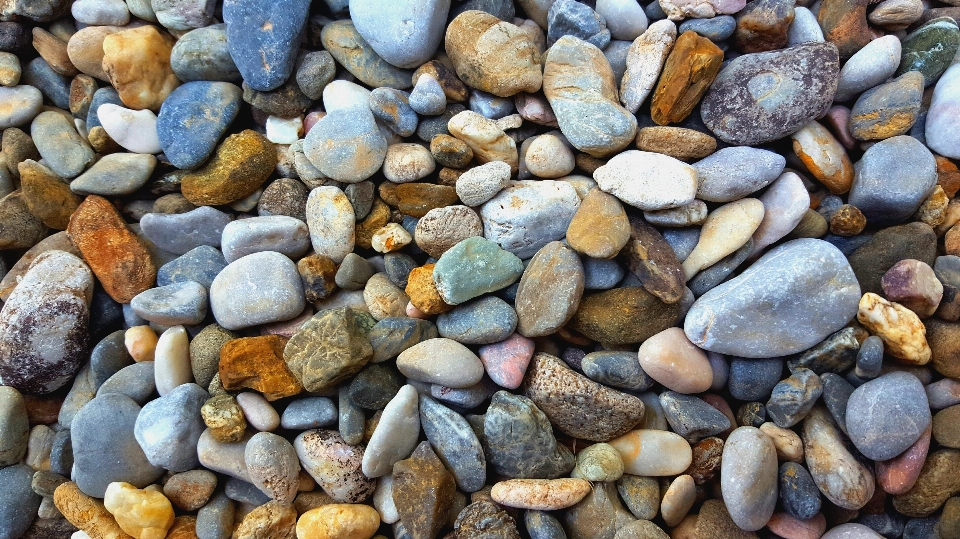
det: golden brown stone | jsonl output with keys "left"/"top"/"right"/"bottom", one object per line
{"left": 32, "top": 27, "right": 77, "bottom": 77}
{"left": 405, "top": 263, "right": 452, "bottom": 315}
{"left": 200, "top": 394, "right": 247, "bottom": 443}
{"left": 916, "top": 185, "right": 949, "bottom": 228}
{"left": 620, "top": 215, "right": 686, "bottom": 304}
{"left": 634, "top": 126, "right": 717, "bottom": 161}
{"left": 413, "top": 60, "right": 469, "bottom": 102}
{"left": 87, "top": 126, "right": 123, "bottom": 154}
{"left": 568, "top": 287, "right": 681, "bottom": 346}
{"left": 392, "top": 442, "right": 456, "bottom": 539}
{"left": 101, "top": 25, "right": 179, "bottom": 110}
{"left": 394, "top": 183, "right": 459, "bottom": 218}
{"left": 936, "top": 156, "right": 960, "bottom": 198}
{"left": 0, "top": 190, "right": 48, "bottom": 250}
{"left": 355, "top": 198, "right": 391, "bottom": 250}
{"left": 166, "top": 517, "right": 198, "bottom": 539}
{"left": 791, "top": 120, "right": 854, "bottom": 195}
{"left": 54, "top": 481, "right": 134, "bottom": 539}
{"left": 181, "top": 130, "right": 277, "bottom": 206}
{"left": 19, "top": 159, "right": 81, "bottom": 230}
{"left": 575, "top": 154, "right": 605, "bottom": 174}
{"left": 219, "top": 336, "right": 303, "bottom": 401}
{"left": 565, "top": 189, "right": 630, "bottom": 260}
{"left": 70, "top": 74, "right": 99, "bottom": 118}
{"left": 298, "top": 254, "right": 337, "bottom": 303}
{"left": 67, "top": 195, "right": 156, "bottom": 303}
{"left": 857, "top": 292, "right": 931, "bottom": 365}
{"left": 650, "top": 31, "right": 723, "bottom": 126}
{"left": 948, "top": 224, "right": 960, "bottom": 257}
{"left": 786, "top": 209, "right": 829, "bottom": 239}
{"left": 829, "top": 204, "right": 867, "bottom": 236}
{"left": 927, "top": 320, "right": 960, "bottom": 379}
{"left": 438, "top": 167, "right": 464, "bottom": 186}
{"left": 233, "top": 501, "right": 296, "bottom": 539}
{"left": 430, "top": 133, "right": 474, "bottom": 169}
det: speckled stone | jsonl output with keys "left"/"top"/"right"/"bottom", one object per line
{"left": 483, "top": 390, "right": 575, "bottom": 479}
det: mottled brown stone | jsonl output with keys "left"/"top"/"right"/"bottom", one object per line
{"left": 650, "top": 31, "right": 723, "bottom": 126}
{"left": 620, "top": 215, "right": 686, "bottom": 304}
{"left": 219, "top": 336, "right": 303, "bottom": 401}
{"left": 893, "top": 449, "right": 960, "bottom": 517}
{"left": 565, "top": 189, "right": 630, "bottom": 260}
{"left": 734, "top": 0, "right": 795, "bottom": 53}
{"left": 19, "top": 159, "right": 81, "bottom": 230}
{"left": 568, "top": 287, "right": 681, "bottom": 346}
{"left": 181, "top": 130, "right": 277, "bottom": 206}
{"left": 283, "top": 308, "right": 373, "bottom": 393}
{"left": 405, "top": 263, "right": 452, "bottom": 316}
{"left": 829, "top": 204, "right": 867, "bottom": 236}
{"left": 392, "top": 442, "right": 456, "bottom": 539}
{"left": 297, "top": 254, "right": 337, "bottom": 303}
{"left": 355, "top": 198, "right": 391, "bottom": 250}
{"left": 634, "top": 126, "right": 717, "bottom": 161}
{"left": 817, "top": 0, "right": 871, "bottom": 59}
{"left": 394, "top": 183, "right": 459, "bottom": 218}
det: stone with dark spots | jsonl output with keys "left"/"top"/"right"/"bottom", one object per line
{"left": 817, "top": 0, "right": 871, "bottom": 59}
{"left": 453, "top": 501, "right": 521, "bottom": 539}
{"left": 581, "top": 350, "right": 655, "bottom": 391}
{"left": 788, "top": 327, "right": 864, "bottom": 374}
{"left": 569, "top": 287, "right": 680, "bottom": 346}
{"left": 283, "top": 307, "right": 373, "bottom": 393}
{"left": 779, "top": 461, "right": 822, "bottom": 520}
{"left": 392, "top": 441, "right": 456, "bottom": 539}
{"left": 847, "top": 222, "right": 937, "bottom": 295}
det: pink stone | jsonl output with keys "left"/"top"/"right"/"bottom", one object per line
{"left": 303, "top": 111, "right": 326, "bottom": 134}
{"left": 405, "top": 301, "right": 429, "bottom": 319}
{"left": 477, "top": 333, "right": 535, "bottom": 389}
{"left": 824, "top": 106, "right": 858, "bottom": 150}
{"left": 927, "top": 378, "right": 960, "bottom": 410}
{"left": 880, "top": 259, "right": 943, "bottom": 318}
{"left": 700, "top": 394, "right": 736, "bottom": 439}
{"left": 514, "top": 92, "right": 559, "bottom": 127}
{"left": 259, "top": 307, "right": 313, "bottom": 338}
{"left": 766, "top": 512, "right": 827, "bottom": 539}
{"left": 876, "top": 427, "right": 931, "bottom": 495}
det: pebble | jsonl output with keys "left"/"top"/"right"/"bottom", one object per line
{"left": 721, "top": 426, "right": 779, "bottom": 531}
{"left": 767, "top": 368, "right": 823, "bottom": 427}
{"left": 660, "top": 391, "right": 731, "bottom": 442}
{"left": 0, "top": 387, "right": 27, "bottom": 466}
{"left": 221, "top": 216, "right": 309, "bottom": 263}
{"left": 361, "top": 384, "right": 420, "bottom": 478}
{"left": 610, "top": 429, "right": 692, "bottom": 476}
{"left": 636, "top": 327, "right": 712, "bottom": 393}
{"left": 31, "top": 110, "right": 95, "bottom": 178}
{"left": 514, "top": 241, "right": 584, "bottom": 336}
{"left": 296, "top": 504, "right": 380, "bottom": 539}
{"left": 820, "top": 524, "right": 885, "bottom": 538}
{"left": 134, "top": 382, "right": 207, "bottom": 472}
{"left": 881, "top": 259, "right": 943, "bottom": 318}
{"left": 683, "top": 198, "right": 765, "bottom": 278}
{"left": 141, "top": 205, "right": 232, "bottom": 255}
{"left": 849, "top": 135, "right": 937, "bottom": 225}
{"left": 283, "top": 307, "right": 373, "bottom": 393}
{"left": 0, "top": 464, "right": 40, "bottom": 539}
{"left": 595, "top": 150, "right": 697, "bottom": 211}
{"left": 779, "top": 461, "right": 822, "bottom": 520}
{"left": 0, "top": 85, "right": 42, "bottom": 129}
{"left": 850, "top": 71, "right": 923, "bottom": 141}
{"left": 103, "top": 482, "right": 175, "bottom": 539}
{"left": 419, "top": 395, "right": 486, "bottom": 492}
{"left": 651, "top": 30, "right": 723, "bottom": 125}
{"left": 236, "top": 391, "right": 280, "bottom": 431}
{"left": 181, "top": 129, "right": 276, "bottom": 206}
{"left": 157, "top": 81, "right": 242, "bottom": 170}
{"left": 244, "top": 432, "right": 300, "bottom": 504}
{"left": 838, "top": 36, "right": 900, "bottom": 103}
{"left": 437, "top": 296, "right": 517, "bottom": 344}
{"left": 70, "top": 153, "right": 157, "bottom": 196}
{"left": 484, "top": 390, "right": 575, "bottom": 479}
{"left": 857, "top": 292, "right": 931, "bottom": 364}
{"left": 926, "top": 63, "right": 960, "bottom": 160}
{"left": 209, "top": 251, "right": 305, "bottom": 331}
{"left": 130, "top": 281, "right": 207, "bottom": 326}
{"left": 397, "top": 338, "right": 484, "bottom": 387}
{"left": 448, "top": 110, "right": 519, "bottom": 170}
{"left": 802, "top": 406, "right": 876, "bottom": 510}
{"left": 102, "top": 25, "right": 179, "bottom": 111}
{"left": 222, "top": 0, "right": 308, "bottom": 92}
{"left": 321, "top": 20, "right": 414, "bottom": 89}
{"left": 846, "top": 371, "right": 930, "bottom": 460}
{"left": 492, "top": 478, "right": 591, "bottom": 510}
{"left": 455, "top": 161, "right": 511, "bottom": 206}
{"left": 694, "top": 146, "right": 786, "bottom": 202}
{"left": 480, "top": 180, "right": 580, "bottom": 259}
{"left": 392, "top": 441, "right": 456, "bottom": 539}
{"left": 164, "top": 470, "right": 217, "bottom": 511}
{"left": 896, "top": 17, "right": 959, "bottom": 86}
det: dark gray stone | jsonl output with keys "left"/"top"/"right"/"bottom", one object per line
{"left": 729, "top": 358, "right": 783, "bottom": 401}
{"left": 420, "top": 395, "right": 487, "bottom": 492}
{"left": 384, "top": 252, "right": 417, "bottom": 289}
{"left": 224, "top": 477, "right": 270, "bottom": 506}
{"left": 788, "top": 327, "right": 861, "bottom": 374}
{"left": 483, "top": 391, "right": 575, "bottom": 479}
{"left": 581, "top": 350, "right": 655, "bottom": 391}
{"left": 90, "top": 330, "right": 134, "bottom": 389}
{"left": 368, "top": 317, "right": 439, "bottom": 362}
{"left": 348, "top": 364, "right": 404, "bottom": 410}
{"left": 779, "top": 461, "right": 821, "bottom": 520}
{"left": 766, "top": 368, "right": 823, "bottom": 427}
{"left": 196, "top": 491, "right": 235, "bottom": 539}
{"left": 437, "top": 296, "right": 518, "bottom": 345}
{"left": 280, "top": 397, "right": 337, "bottom": 430}
{"left": 525, "top": 510, "right": 568, "bottom": 539}
{"left": 0, "top": 464, "right": 41, "bottom": 539}
{"left": 547, "top": 0, "right": 611, "bottom": 49}
{"left": 24, "top": 57, "right": 69, "bottom": 109}
{"left": 130, "top": 281, "right": 208, "bottom": 326}
{"left": 659, "top": 391, "right": 731, "bottom": 442}
{"left": 222, "top": 0, "right": 310, "bottom": 91}
{"left": 338, "top": 385, "right": 365, "bottom": 446}
{"left": 679, "top": 15, "right": 737, "bottom": 41}
{"left": 821, "top": 372, "right": 855, "bottom": 435}
{"left": 98, "top": 361, "right": 157, "bottom": 405}
{"left": 140, "top": 206, "right": 233, "bottom": 255}
{"left": 854, "top": 335, "right": 883, "bottom": 380}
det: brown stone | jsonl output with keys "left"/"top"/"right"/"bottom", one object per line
{"left": 438, "top": 167, "right": 464, "bottom": 186}
{"left": 937, "top": 285, "right": 960, "bottom": 322}
{"left": 297, "top": 254, "right": 337, "bottom": 303}
{"left": 405, "top": 263, "right": 452, "bottom": 315}
{"left": 786, "top": 209, "right": 829, "bottom": 239}
{"left": 734, "top": 0, "right": 796, "bottom": 53}
{"left": 817, "top": 0, "right": 871, "bottom": 59}
{"left": 200, "top": 394, "right": 247, "bottom": 443}
{"left": 67, "top": 195, "right": 155, "bottom": 303}
{"left": 568, "top": 287, "right": 681, "bottom": 346}
{"left": 927, "top": 320, "right": 960, "bottom": 379}
{"left": 565, "top": 189, "right": 630, "bottom": 260}
{"left": 695, "top": 500, "right": 759, "bottom": 539}
{"left": 70, "top": 74, "right": 99, "bottom": 118}
{"left": 650, "top": 31, "right": 723, "bottom": 126}
{"left": 101, "top": 25, "right": 179, "bottom": 110}
{"left": 219, "top": 336, "right": 303, "bottom": 401}
{"left": 829, "top": 204, "right": 866, "bottom": 236}
{"left": 413, "top": 60, "right": 469, "bottom": 103}
{"left": 523, "top": 352, "right": 645, "bottom": 442}
{"left": 893, "top": 449, "right": 960, "bottom": 517}
{"left": 430, "top": 134, "right": 474, "bottom": 169}
{"left": 166, "top": 516, "right": 198, "bottom": 539}
{"left": 453, "top": 500, "right": 522, "bottom": 539}
{"left": 394, "top": 183, "right": 459, "bottom": 218}
{"left": 87, "top": 126, "right": 123, "bottom": 154}
{"left": 2, "top": 127, "right": 39, "bottom": 180}
{"left": 937, "top": 156, "right": 960, "bottom": 198}
{"left": 19, "top": 159, "right": 81, "bottom": 230}
{"left": 620, "top": 215, "right": 686, "bottom": 304}
{"left": 283, "top": 308, "right": 373, "bottom": 393}
{"left": 933, "top": 406, "right": 960, "bottom": 449}
{"left": 0, "top": 190, "right": 48, "bottom": 250}
{"left": 22, "top": 393, "right": 63, "bottom": 425}
{"left": 163, "top": 471, "right": 217, "bottom": 512}
{"left": 67, "top": 25, "right": 122, "bottom": 81}
{"left": 355, "top": 198, "right": 391, "bottom": 250}
{"left": 54, "top": 481, "right": 135, "bottom": 539}
{"left": 233, "top": 501, "right": 296, "bottom": 539}
{"left": 686, "top": 436, "right": 724, "bottom": 484}
{"left": 392, "top": 441, "right": 456, "bottom": 539}
{"left": 634, "top": 126, "right": 717, "bottom": 161}
{"left": 575, "top": 154, "right": 605, "bottom": 175}
{"left": 181, "top": 130, "right": 276, "bottom": 206}
{"left": 916, "top": 185, "right": 949, "bottom": 228}
{"left": 32, "top": 27, "right": 77, "bottom": 77}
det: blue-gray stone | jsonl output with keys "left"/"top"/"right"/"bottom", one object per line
{"left": 729, "top": 358, "right": 783, "bottom": 401}
{"left": 779, "top": 461, "right": 821, "bottom": 520}
{"left": 23, "top": 57, "right": 69, "bottom": 109}
{"left": 935, "top": 255, "right": 960, "bottom": 287}
{"left": 349, "top": 364, "right": 403, "bottom": 409}
{"left": 525, "top": 510, "right": 568, "bottom": 539}
{"left": 766, "top": 368, "right": 823, "bottom": 428}
{"left": 338, "top": 385, "right": 364, "bottom": 446}
{"left": 646, "top": 0, "right": 668, "bottom": 19}
{"left": 0, "top": 464, "right": 41, "bottom": 539}
{"left": 98, "top": 361, "right": 157, "bottom": 405}
{"left": 822, "top": 232, "right": 874, "bottom": 256}
{"left": 689, "top": 238, "right": 754, "bottom": 297}
{"left": 302, "top": 105, "right": 388, "bottom": 182}
{"left": 409, "top": 75, "right": 447, "bottom": 116}
{"left": 849, "top": 135, "right": 937, "bottom": 225}
{"left": 384, "top": 252, "right": 417, "bottom": 289}
{"left": 350, "top": 0, "right": 451, "bottom": 69}
{"left": 693, "top": 146, "right": 786, "bottom": 202}
{"left": 583, "top": 257, "right": 625, "bottom": 290}
{"left": 548, "top": 0, "right": 611, "bottom": 49}
{"left": 469, "top": 89, "right": 514, "bottom": 120}
{"left": 320, "top": 20, "right": 414, "bottom": 89}
{"left": 788, "top": 327, "right": 861, "bottom": 375}
{"left": 659, "top": 391, "right": 731, "bottom": 443}
{"left": 86, "top": 87, "right": 123, "bottom": 130}
{"left": 222, "top": 0, "right": 309, "bottom": 91}
{"left": 170, "top": 24, "right": 242, "bottom": 83}
{"left": 429, "top": 378, "right": 497, "bottom": 409}
{"left": 196, "top": 491, "right": 235, "bottom": 539}
{"left": 684, "top": 239, "right": 861, "bottom": 358}
{"left": 369, "top": 87, "right": 418, "bottom": 138}
{"left": 224, "top": 477, "right": 270, "bottom": 506}
{"left": 49, "top": 428, "right": 72, "bottom": 476}
{"left": 679, "top": 16, "right": 737, "bottom": 41}
{"left": 820, "top": 372, "right": 854, "bottom": 435}
{"left": 90, "top": 330, "right": 134, "bottom": 389}
{"left": 450, "top": 0, "right": 515, "bottom": 20}
{"left": 140, "top": 206, "right": 233, "bottom": 255}
{"left": 72, "top": 393, "right": 164, "bottom": 497}
{"left": 817, "top": 194, "right": 844, "bottom": 221}
{"left": 483, "top": 391, "right": 575, "bottom": 479}
{"left": 158, "top": 246, "right": 228, "bottom": 289}
{"left": 845, "top": 371, "right": 931, "bottom": 461}
{"left": 130, "top": 281, "right": 208, "bottom": 326}
{"left": 134, "top": 383, "right": 208, "bottom": 472}
{"left": 90, "top": 286, "right": 124, "bottom": 341}
{"left": 369, "top": 317, "right": 439, "bottom": 362}
{"left": 295, "top": 51, "right": 335, "bottom": 101}
{"left": 709, "top": 352, "right": 729, "bottom": 391}
{"left": 437, "top": 296, "right": 518, "bottom": 345}
{"left": 420, "top": 395, "right": 487, "bottom": 492}
{"left": 280, "top": 397, "right": 337, "bottom": 430}
{"left": 662, "top": 227, "right": 701, "bottom": 262}
{"left": 416, "top": 104, "right": 465, "bottom": 142}
{"left": 858, "top": 513, "right": 906, "bottom": 537}
{"left": 0, "top": 86, "right": 39, "bottom": 130}
{"left": 854, "top": 335, "right": 883, "bottom": 380}
{"left": 70, "top": 153, "right": 158, "bottom": 196}
{"left": 603, "top": 40, "right": 631, "bottom": 84}
{"left": 157, "top": 81, "right": 242, "bottom": 170}
{"left": 903, "top": 517, "right": 940, "bottom": 539}
{"left": 581, "top": 350, "right": 655, "bottom": 391}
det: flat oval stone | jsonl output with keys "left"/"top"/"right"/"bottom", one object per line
{"left": 432, "top": 236, "right": 524, "bottom": 305}
{"left": 221, "top": 215, "right": 309, "bottom": 263}
{"left": 802, "top": 406, "right": 875, "bottom": 510}
{"left": 492, "top": 478, "right": 592, "bottom": 510}
{"left": 895, "top": 17, "right": 960, "bottom": 86}
{"left": 361, "top": 384, "right": 420, "bottom": 478}
{"left": 70, "top": 153, "right": 157, "bottom": 196}
{"left": 280, "top": 397, "right": 336, "bottom": 430}
{"left": 169, "top": 24, "right": 241, "bottom": 83}
{"left": 566, "top": 189, "right": 631, "bottom": 259}
{"left": 419, "top": 395, "right": 486, "bottom": 492}
{"left": 181, "top": 129, "right": 276, "bottom": 206}
{"left": 700, "top": 42, "right": 840, "bottom": 145}
{"left": 31, "top": 110, "right": 94, "bottom": 178}
{"left": 397, "top": 338, "right": 484, "bottom": 388}
{"left": 157, "top": 81, "right": 242, "bottom": 170}
{"left": 845, "top": 371, "right": 930, "bottom": 461}
{"left": 523, "top": 352, "right": 645, "bottom": 442}
{"left": 570, "top": 286, "right": 681, "bottom": 345}
{"left": 303, "top": 106, "right": 387, "bottom": 183}
{"left": 134, "top": 383, "right": 208, "bottom": 472}
{"left": 515, "top": 241, "right": 585, "bottom": 337}
{"left": 305, "top": 186, "right": 355, "bottom": 265}
{"left": 582, "top": 350, "right": 654, "bottom": 391}
{"left": 834, "top": 35, "right": 901, "bottom": 102}
{"left": 320, "top": 20, "right": 414, "bottom": 89}
{"left": 609, "top": 429, "right": 693, "bottom": 476}
{"left": 437, "top": 296, "right": 517, "bottom": 345}
{"left": 721, "top": 426, "right": 779, "bottom": 531}
{"left": 694, "top": 146, "right": 786, "bottom": 202}
{"left": 140, "top": 206, "right": 233, "bottom": 255}
{"left": 130, "top": 281, "right": 207, "bottom": 326}
{"left": 209, "top": 251, "right": 305, "bottom": 331}
{"left": 0, "top": 251, "right": 92, "bottom": 394}
{"left": 72, "top": 393, "right": 164, "bottom": 497}
{"left": 594, "top": 150, "right": 697, "bottom": 211}
{"left": 479, "top": 180, "right": 581, "bottom": 260}
{"left": 222, "top": 0, "right": 309, "bottom": 91}
{"left": 684, "top": 239, "right": 861, "bottom": 358}
{"left": 483, "top": 390, "right": 575, "bottom": 479}
{"left": 848, "top": 135, "right": 937, "bottom": 225}
{"left": 638, "top": 327, "right": 713, "bottom": 394}
{"left": 350, "top": 0, "right": 449, "bottom": 69}
{"left": 294, "top": 429, "right": 374, "bottom": 503}
{"left": 0, "top": 85, "right": 42, "bottom": 129}
{"left": 157, "top": 246, "right": 227, "bottom": 289}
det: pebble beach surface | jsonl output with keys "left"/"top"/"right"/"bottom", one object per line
{"left": 0, "top": 0, "right": 958, "bottom": 538}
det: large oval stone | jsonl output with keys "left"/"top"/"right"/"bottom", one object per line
{"left": 684, "top": 239, "right": 860, "bottom": 358}
{"left": 845, "top": 371, "right": 930, "bottom": 461}
{"left": 700, "top": 42, "right": 840, "bottom": 145}
{"left": 802, "top": 406, "right": 875, "bottom": 510}
{"left": 721, "top": 426, "right": 778, "bottom": 531}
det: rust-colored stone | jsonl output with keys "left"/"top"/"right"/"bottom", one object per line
{"left": 927, "top": 320, "right": 960, "bottom": 379}
{"left": 181, "top": 130, "right": 277, "bottom": 206}
{"left": 734, "top": 0, "right": 795, "bottom": 53}
{"left": 936, "top": 156, "right": 960, "bottom": 198}
{"left": 22, "top": 393, "right": 63, "bottom": 425}
{"left": 19, "top": 160, "right": 81, "bottom": 230}
{"left": 817, "top": 0, "right": 871, "bottom": 59}
{"left": 405, "top": 263, "right": 452, "bottom": 315}
{"left": 219, "top": 335, "right": 303, "bottom": 401}
{"left": 634, "top": 126, "right": 717, "bottom": 161}
{"left": 829, "top": 204, "right": 867, "bottom": 236}
{"left": 394, "top": 183, "right": 459, "bottom": 218}
{"left": 650, "top": 31, "right": 723, "bottom": 126}
{"left": 54, "top": 481, "right": 134, "bottom": 539}
{"left": 392, "top": 442, "right": 456, "bottom": 539}
{"left": 67, "top": 195, "right": 156, "bottom": 303}
{"left": 686, "top": 436, "right": 724, "bottom": 484}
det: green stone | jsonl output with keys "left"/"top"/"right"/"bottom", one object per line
{"left": 895, "top": 17, "right": 960, "bottom": 87}
{"left": 432, "top": 237, "right": 524, "bottom": 305}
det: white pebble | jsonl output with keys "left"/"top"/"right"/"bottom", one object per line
{"left": 236, "top": 392, "right": 280, "bottom": 432}
{"left": 154, "top": 325, "right": 192, "bottom": 396}
{"left": 98, "top": 104, "right": 162, "bottom": 154}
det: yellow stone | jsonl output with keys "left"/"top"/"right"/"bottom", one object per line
{"left": 125, "top": 325, "right": 158, "bottom": 362}
{"left": 181, "top": 130, "right": 277, "bottom": 206}
{"left": 101, "top": 25, "right": 179, "bottom": 111}
{"left": 103, "top": 482, "right": 175, "bottom": 539}
{"left": 857, "top": 292, "right": 931, "bottom": 365}
{"left": 54, "top": 481, "right": 134, "bottom": 539}
{"left": 295, "top": 504, "right": 380, "bottom": 539}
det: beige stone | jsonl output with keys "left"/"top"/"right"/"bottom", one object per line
{"left": 382, "top": 143, "right": 435, "bottom": 184}
{"left": 609, "top": 429, "right": 693, "bottom": 476}
{"left": 67, "top": 25, "right": 122, "bottom": 81}
{"left": 447, "top": 110, "right": 519, "bottom": 172}
{"left": 363, "top": 272, "right": 410, "bottom": 320}
{"left": 565, "top": 188, "right": 631, "bottom": 259}
{"left": 524, "top": 134, "right": 575, "bottom": 178}
{"left": 857, "top": 292, "right": 931, "bottom": 365}
{"left": 370, "top": 223, "right": 412, "bottom": 253}
{"left": 295, "top": 504, "right": 380, "bottom": 539}
{"left": 621, "top": 20, "right": 678, "bottom": 114}
{"left": 759, "top": 422, "right": 804, "bottom": 462}
{"left": 124, "top": 325, "right": 158, "bottom": 362}
{"left": 103, "top": 482, "right": 175, "bottom": 539}
{"left": 233, "top": 501, "right": 296, "bottom": 539}
{"left": 682, "top": 198, "right": 765, "bottom": 280}
{"left": 490, "top": 478, "right": 592, "bottom": 510}
{"left": 637, "top": 327, "right": 713, "bottom": 394}
{"left": 101, "top": 25, "right": 179, "bottom": 111}
{"left": 661, "top": 475, "right": 697, "bottom": 527}
{"left": 54, "top": 481, "right": 134, "bottom": 539}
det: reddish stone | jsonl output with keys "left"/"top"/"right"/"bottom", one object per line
{"left": 937, "top": 156, "right": 960, "bottom": 199}
{"left": 650, "top": 31, "right": 724, "bottom": 126}
{"left": 685, "top": 436, "right": 724, "bottom": 484}
{"left": 877, "top": 427, "right": 931, "bottom": 495}
{"left": 766, "top": 512, "right": 826, "bottom": 539}
{"left": 477, "top": 333, "right": 535, "bottom": 389}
